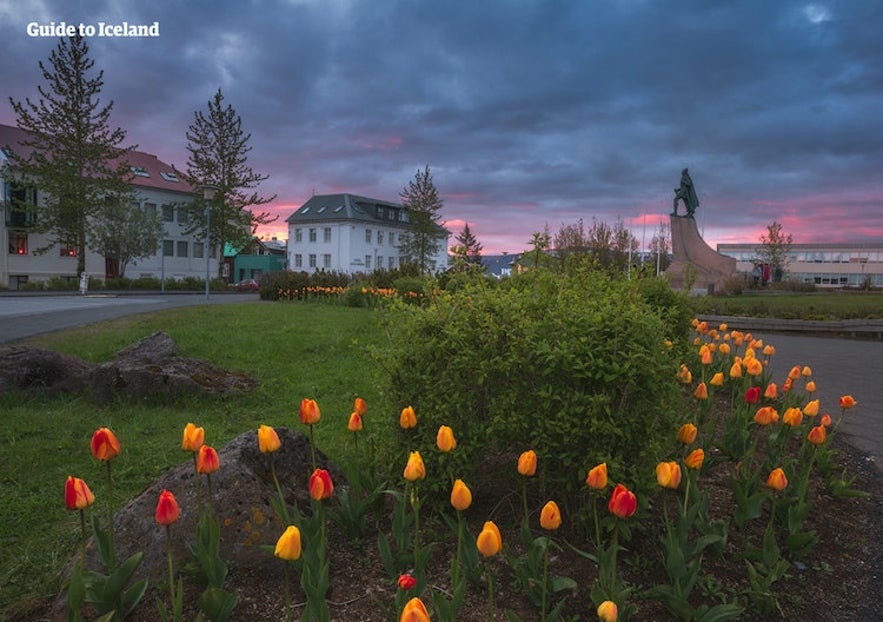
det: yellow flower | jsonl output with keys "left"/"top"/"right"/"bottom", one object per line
{"left": 788, "top": 365, "right": 802, "bottom": 380}
{"left": 450, "top": 479, "right": 472, "bottom": 512}
{"left": 694, "top": 382, "right": 708, "bottom": 400}
{"left": 764, "top": 383, "right": 778, "bottom": 399}
{"left": 656, "top": 461, "right": 682, "bottom": 489}
{"left": 745, "top": 357, "right": 764, "bottom": 377}
{"left": 181, "top": 423, "right": 205, "bottom": 452}
{"left": 399, "top": 406, "right": 417, "bottom": 429}
{"left": 699, "top": 345, "right": 712, "bottom": 365}
{"left": 677, "top": 423, "right": 698, "bottom": 445}
{"left": 257, "top": 425, "right": 281, "bottom": 453}
{"left": 719, "top": 343, "right": 731, "bottom": 356}
{"left": 403, "top": 451, "right": 426, "bottom": 482}
{"left": 517, "top": 450, "right": 538, "bottom": 477}
{"left": 763, "top": 344, "right": 776, "bottom": 357}
{"left": 803, "top": 399, "right": 820, "bottom": 417}
{"left": 802, "top": 366, "right": 813, "bottom": 377}
{"left": 685, "top": 448, "right": 705, "bottom": 470}
{"left": 767, "top": 467, "right": 788, "bottom": 492}
{"left": 597, "top": 600, "right": 618, "bottom": 622}
{"left": 783, "top": 407, "right": 804, "bottom": 428}
{"left": 400, "top": 597, "right": 431, "bottom": 622}
{"left": 540, "top": 500, "right": 562, "bottom": 530}
{"left": 729, "top": 361, "right": 743, "bottom": 379}
{"left": 476, "top": 521, "right": 502, "bottom": 557}
{"left": 436, "top": 425, "right": 457, "bottom": 452}
{"left": 274, "top": 525, "right": 302, "bottom": 561}
{"left": 754, "top": 406, "right": 779, "bottom": 426}
{"left": 805, "top": 380, "right": 817, "bottom": 393}
{"left": 347, "top": 412, "right": 363, "bottom": 432}
{"left": 586, "top": 462, "right": 608, "bottom": 490}
{"left": 710, "top": 372, "right": 724, "bottom": 386}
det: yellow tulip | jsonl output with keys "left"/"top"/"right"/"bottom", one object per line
{"left": 597, "top": 600, "right": 618, "bottom": 622}
{"left": 517, "top": 450, "right": 538, "bottom": 477}
{"left": 764, "top": 383, "right": 778, "bottom": 399}
{"left": 729, "top": 361, "right": 743, "bottom": 379}
{"left": 745, "top": 357, "right": 764, "bottom": 377}
{"left": 257, "top": 425, "right": 281, "bottom": 453}
{"left": 783, "top": 407, "right": 803, "bottom": 428}
{"left": 656, "top": 461, "right": 682, "bottom": 489}
{"left": 299, "top": 398, "right": 321, "bottom": 425}
{"left": 710, "top": 372, "right": 724, "bottom": 386}
{"left": 403, "top": 451, "right": 426, "bottom": 482}
{"left": 767, "top": 468, "right": 788, "bottom": 492}
{"left": 540, "top": 500, "right": 562, "bottom": 530}
{"left": 807, "top": 425, "right": 827, "bottom": 445}
{"left": 805, "top": 380, "right": 817, "bottom": 393}
{"left": 685, "top": 448, "right": 705, "bottom": 470}
{"left": 450, "top": 479, "right": 472, "bottom": 512}
{"left": 274, "top": 525, "right": 302, "bottom": 561}
{"left": 476, "top": 520, "right": 503, "bottom": 557}
{"left": 694, "top": 382, "right": 708, "bottom": 400}
{"left": 399, "top": 406, "right": 417, "bottom": 429}
{"left": 436, "top": 425, "right": 457, "bottom": 452}
{"left": 181, "top": 422, "right": 205, "bottom": 452}
{"left": 586, "top": 462, "right": 608, "bottom": 490}
{"left": 677, "top": 423, "right": 697, "bottom": 445}
{"left": 803, "top": 399, "right": 820, "bottom": 417}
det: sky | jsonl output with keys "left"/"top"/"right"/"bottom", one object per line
{"left": 2, "top": 0, "right": 882, "bottom": 254}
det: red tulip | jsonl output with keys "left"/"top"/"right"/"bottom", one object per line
{"left": 155, "top": 489, "right": 180, "bottom": 525}
{"left": 90, "top": 427, "right": 121, "bottom": 461}
{"left": 65, "top": 476, "right": 95, "bottom": 510}
{"left": 608, "top": 483, "right": 637, "bottom": 519}
{"left": 744, "top": 386, "right": 761, "bottom": 404}
{"left": 309, "top": 468, "right": 334, "bottom": 500}
{"left": 196, "top": 445, "right": 220, "bottom": 474}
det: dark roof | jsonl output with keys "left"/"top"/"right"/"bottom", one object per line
{"left": 0, "top": 123, "right": 194, "bottom": 195}
{"left": 285, "top": 193, "right": 408, "bottom": 225}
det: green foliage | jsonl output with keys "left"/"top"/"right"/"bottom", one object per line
{"left": 374, "top": 267, "right": 685, "bottom": 499}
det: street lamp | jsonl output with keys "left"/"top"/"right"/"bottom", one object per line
{"left": 201, "top": 184, "right": 219, "bottom": 301}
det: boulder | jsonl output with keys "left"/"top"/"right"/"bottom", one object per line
{"left": 0, "top": 345, "right": 92, "bottom": 393}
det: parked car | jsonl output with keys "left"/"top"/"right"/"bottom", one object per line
{"left": 233, "top": 278, "right": 260, "bottom": 292}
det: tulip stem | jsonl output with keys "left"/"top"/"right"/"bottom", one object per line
{"left": 270, "top": 457, "right": 292, "bottom": 525}
{"left": 541, "top": 536, "right": 550, "bottom": 621}
{"left": 309, "top": 424, "right": 317, "bottom": 472}
{"left": 486, "top": 561, "right": 495, "bottom": 622}
{"left": 104, "top": 460, "right": 116, "bottom": 569}
{"left": 283, "top": 562, "right": 292, "bottom": 622}
{"left": 453, "top": 511, "right": 463, "bottom": 589}
{"left": 165, "top": 525, "right": 176, "bottom": 621}
{"left": 79, "top": 509, "right": 88, "bottom": 566}
{"left": 192, "top": 453, "right": 204, "bottom": 514}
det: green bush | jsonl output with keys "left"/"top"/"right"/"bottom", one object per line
{"left": 374, "top": 267, "right": 687, "bottom": 503}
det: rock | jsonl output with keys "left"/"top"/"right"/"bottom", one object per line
{"left": 0, "top": 345, "right": 92, "bottom": 393}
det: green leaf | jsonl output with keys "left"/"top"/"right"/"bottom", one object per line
{"left": 198, "top": 586, "right": 239, "bottom": 622}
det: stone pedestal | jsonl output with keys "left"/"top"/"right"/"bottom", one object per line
{"left": 665, "top": 215, "right": 736, "bottom": 293}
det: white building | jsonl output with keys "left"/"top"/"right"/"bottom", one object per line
{"left": 1, "top": 123, "right": 218, "bottom": 289}
{"left": 286, "top": 193, "right": 449, "bottom": 274}
{"left": 717, "top": 242, "right": 883, "bottom": 288}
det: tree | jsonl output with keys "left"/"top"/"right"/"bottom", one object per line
{"left": 183, "top": 88, "right": 276, "bottom": 278}
{"left": 8, "top": 35, "right": 134, "bottom": 276}
{"left": 398, "top": 165, "right": 445, "bottom": 274}
{"left": 92, "top": 197, "right": 164, "bottom": 278}
{"left": 648, "top": 222, "right": 671, "bottom": 272}
{"left": 553, "top": 218, "right": 589, "bottom": 265}
{"left": 452, "top": 222, "right": 483, "bottom": 265}
{"left": 757, "top": 220, "right": 793, "bottom": 282}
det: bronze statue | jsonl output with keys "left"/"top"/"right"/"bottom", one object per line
{"left": 672, "top": 168, "right": 699, "bottom": 217}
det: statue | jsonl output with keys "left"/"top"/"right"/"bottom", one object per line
{"left": 672, "top": 168, "right": 699, "bottom": 217}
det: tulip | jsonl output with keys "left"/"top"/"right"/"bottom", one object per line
{"left": 608, "top": 484, "right": 637, "bottom": 519}
{"left": 802, "top": 366, "right": 812, "bottom": 377}
{"left": 540, "top": 500, "right": 562, "bottom": 530}
{"left": 805, "top": 380, "right": 817, "bottom": 393}
{"left": 436, "top": 425, "right": 457, "bottom": 452}
{"left": 839, "top": 395, "right": 857, "bottom": 410}
{"left": 719, "top": 343, "right": 731, "bottom": 356}
{"left": 399, "top": 405, "right": 417, "bottom": 429}
{"left": 196, "top": 445, "right": 220, "bottom": 475}
{"left": 90, "top": 427, "right": 121, "bottom": 461}
{"left": 400, "top": 596, "right": 431, "bottom": 622}
{"left": 808, "top": 425, "right": 827, "bottom": 445}
{"left": 155, "top": 489, "right": 180, "bottom": 525}
{"left": 788, "top": 365, "right": 802, "bottom": 380}
{"left": 763, "top": 344, "right": 776, "bottom": 357}
{"left": 586, "top": 462, "right": 608, "bottom": 490}
{"left": 656, "top": 461, "right": 682, "bottom": 489}
{"left": 782, "top": 377, "right": 793, "bottom": 393}
{"left": 353, "top": 396, "right": 367, "bottom": 416}
{"left": 274, "top": 525, "right": 302, "bottom": 560}
{"left": 397, "top": 573, "right": 417, "bottom": 591}
{"left": 65, "top": 476, "right": 95, "bottom": 511}
{"left": 403, "top": 451, "right": 426, "bottom": 481}
{"left": 729, "top": 361, "right": 743, "bottom": 379}
{"left": 699, "top": 345, "right": 712, "bottom": 365}
{"left": 678, "top": 365, "right": 693, "bottom": 384}
{"left": 803, "top": 399, "right": 820, "bottom": 417}
{"left": 677, "top": 423, "right": 697, "bottom": 445}
{"left": 783, "top": 407, "right": 803, "bottom": 428}
{"left": 257, "top": 425, "right": 281, "bottom": 453}
{"left": 820, "top": 413, "right": 832, "bottom": 427}
{"left": 719, "top": 322, "right": 728, "bottom": 331}
{"left": 299, "top": 398, "right": 321, "bottom": 425}
{"left": 597, "top": 600, "right": 618, "bottom": 622}
{"left": 764, "top": 383, "right": 778, "bottom": 399}
{"left": 476, "top": 520, "right": 503, "bottom": 557}
{"left": 309, "top": 468, "right": 334, "bottom": 500}
{"left": 181, "top": 423, "right": 205, "bottom": 452}
{"left": 754, "top": 406, "right": 779, "bottom": 426}
{"left": 743, "top": 386, "right": 761, "bottom": 404}
{"left": 450, "top": 479, "right": 472, "bottom": 512}
{"left": 710, "top": 371, "right": 724, "bottom": 386}
{"left": 685, "top": 448, "right": 705, "bottom": 470}
{"left": 767, "top": 468, "right": 788, "bottom": 492}
{"left": 745, "top": 357, "right": 764, "bottom": 377}
{"left": 517, "top": 450, "right": 538, "bottom": 477}
{"left": 347, "top": 412, "right": 363, "bottom": 432}
{"left": 694, "top": 382, "right": 708, "bottom": 400}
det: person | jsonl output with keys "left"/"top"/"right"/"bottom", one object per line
{"left": 672, "top": 168, "right": 699, "bottom": 217}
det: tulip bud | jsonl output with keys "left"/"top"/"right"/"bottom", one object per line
{"left": 802, "top": 366, "right": 812, "bottom": 377}
{"left": 299, "top": 398, "right": 321, "bottom": 425}
{"left": 65, "top": 476, "right": 95, "bottom": 510}
{"left": 399, "top": 406, "right": 417, "bottom": 429}
{"left": 309, "top": 468, "right": 334, "bottom": 500}
{"left": 767, "top": 468, "right": 788, "bottom": 492}
{"left": 608, "top": 484, "right": 637, "bottom": 519}
{"left": 540, "top": 500, "right": 562, "bottom": 530}
{"left": 403, "top": 451, "right": 426, "bottom": 481}
{"left": 257, "top": 425, "right": 281, "bottom": 453}
{"left": 694, "top": 382, "right": 708, "bottom": 400}
{"left": 710, "top": 372, "right": 724, "bottom": 386}
{"left": 677, "top": 423, "right": 698, "bottom": 445}
{"left": 397, "top": 573, "right": 417, "bottom": 591}
{"left": 400, "top": 596, "right": 431, "bottom": 622}
{"left": 476, "top": 521, "right": 503, "bottom": 557}
{"left": 743, "top": 386, "right": 761, "bottom": 404}
{"left": 803, "top": 399, "right": 820, "bottom": 417}
{"left": 517, "top": 450, "right": 537, "bottom": 477}
{"left": 436, "top": 425, "right": 457, "bottom": 452}
{"left": 450, "top": 479, "right": 472, "bottom": 512}
{"left": 807, "top": 425, "right": 827, "bottom": 445}
{"left": 656, "top": 461, "right": 682, "bottom": 489}
{"left": 155, "top": 489, "right": 180, "bottom": 525}
{"left": 820, "top": 413, "right": 832, "bottom": 427}
{"left": 181, "top": 423, "right": 205, "bottom": 452}
{"left": 839, "top": 395, "right": 857, "bottom": 410}
{"left": 90, "top": 427, "right": 121, "bottom": 461}
{"left": 685, "top": 448, "right": 705, "bottom": 470}
{"left": 348, "top": 412, "right": 363, "bottom": 432}
{"left": 196, "top": 445, "right": 220, "bottom": 475}
{"left": 597, "top": 600, "right": 618, "bottom": 622}
{"left": 585, "top": 462, "right": 608, "bottom": 490}
{"left": 805, "top": 380, "right": 817, "bottom": 393}
{"left": 353, "top": 397, "right": 367, "bottom": 416}
{"left": 274, "top": 525, "right": 302, "bottom": 560}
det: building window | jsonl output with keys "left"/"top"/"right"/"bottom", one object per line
{"left": 377, "top": 255, "right": 383, "bottom": 268}
{"left": 365, "top": 229, "right": 372, "bottom": 243}
{"left": 130, "top": 166, "right": 150, "bottom": 177}
{"left": 308, "top": 254, "right": 317, "bottom": 268}
{"left": 389, "top": 232, "right": 395, "bottom": 246}
{"left": 309, "top": 228, "right": 317, "bottom": 242}
{"left": 4, "top": 182, "right": 38, "bottom": 227}
{"left": 294, "top": 228, "right": 303, "bottom": 243}
{"left": 377, "top": 231, "right": 384, "bottom": 245}
{"left": 59, "top": 239, "right": 78, "bottom": 257}
{"left": 388, "top": 256, "right": 396, "bottom": 270}
{"left": 193, "top": 242, "right": 204, "bottom": 259}
{"left": 161, "top": 204, "right": 174, "bottom": 222}
{"left": 323, "top": 227, "right": 332, "bottom": 243}
{"left": 294, "top": 254, "right": 303, "bottom": 268}
{"left": 177, "top": 241, "right": 188, "bottom": 257}
{"left": 365, "top": 255, "right": 372, "bottom": 270}
{"left": 8, "top": 231, "right": 27, "bottom": 255}
{"left": 163, "top": 240, "right": 174, "bottom": 257}
{"left": 323, "top": 253, "right": 331, "bottom": 268}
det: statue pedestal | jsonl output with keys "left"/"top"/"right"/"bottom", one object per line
{"left": 665, "top": 215, "right": 736, "bottom": 294}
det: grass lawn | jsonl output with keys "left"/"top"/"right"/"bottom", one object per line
{"left": 691, "top": 290, "right": 883, "bottom": 320}
{"left": 0, "top": 302, "right": 391, "bottom": 618}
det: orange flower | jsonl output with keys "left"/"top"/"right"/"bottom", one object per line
{"left": 802, "top": 366, "right": 813, "bottom": 377}
{"left": 820, "top": 413, "right": 832, "bottom": 427}
{"left": 805, "top": 380, "right": 817, "bottom": 393}
{"left": 299, "top": 398, "right": 321, "bottom": 425}
{"left": 656, "top": 461, "right": 682, "bottom": 489}
{"left": 347, "top": 412, "right": 363, "bottom": 432}
{"left": 710, "top": 372, "right": 724, "bottom": 386}
{"left": 694, "top": 382, "right": 708, "bottom": 400}
{"left": 597, "top": 600, "right": 618, "bottom": 622}
{"left": 399, "top": 406, "right": 417, "bottom": 429}
{"left": 450, "top": 479, "right": 472, "bottom": 512}
{"left": 90, "top": 427, "right": 121, "bottom": 461}
{"left": 540, "top": 500, "right": 562, "bottom": 530}
{"left": 719, "top": 343, "right": 731, "bottom": 356}
{"left": 782, "top": 377, "right": 793, "bottom": 393}
{"left": 196, "top": 445, "right": 220, "bottom": 475}
{"left": 839, "top": 395, "right": 857, "bottom": 410}
{"left": 685, "top": 448, "right": 705, "bottom": 470}
{"left": 400, "top": 597, "right": 431, "bottom": 622}
{"left": 803, "top": 399, "right": 820, "bottom": 417}
{"left": 181, "top": 423, "right": 205, "bottom": 452}
{"left": 586, "top": 462, "right": 608, "bottom": 490}
{"left": 764, "top": 383, "right": 778, "bottom": 399}
{"left": 763, "top": 344, "right": 776, "bottom": 357}
{"left": 155, "top": 489, "right": 180, "bottom": 525}
{"left": 476, "top": 520, "right": 503, "bottom": 557}
{"left": 403, "top": 451, "right": 426, "bottom": 482}
{"left": 699, "top": 345, "right": 712, "bottom": 365}
{"left": 745, "top": 357, "right": 764, "bottom": 377}
{"left": 436, "top": 425, "right": 457, "bottom": 453}
{"left": 729, "top": 361, "right": 743, "bottom": 379}
{"left": 807, "top": 425, "right": 827, "bottom": 445}
{"left": 783, "top": 407, "right": 803, "bottom": 428}
{"left": 767, "top": 468, "right": 788, "bottom": 492}
{"left": 608, "top": 484, "right": 637, "bottom": 519}
{"left": 274, "top": 525, "right": 302, "bottom": 561}
{"left": 309, "top": 468, "right": 334, "bottom": 500}
{"left": 677, "top": 365, "right": 693, "bottom": 384}
{"left": 788, "top": 365, "right": 802, "bottom": 380}
{"left": 353, "top": 397, "right": 367, "bottom": 416}
{"left": 754, "top": 406, "right": 779, "bottom": 426}
{"left": 64, "top": 476, "right": 95, "bottom": 510}
{"left": 517, "top": 450, "right": 537, "bottom": 477}
{"left": 257, "top": 425, "right": 281, "bottom": 453}
{"left": 677, "top": 423, "right": 698, "bottom": 445}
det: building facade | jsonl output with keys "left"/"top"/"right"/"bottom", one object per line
{"left": 286, "top": 193, "right": 449, "bottom": 274}
{"left": 717, "top": 242, "right": 883, "bottom": 288}
{"left": 1, "top": 123, "right": 218, "bottom": 289}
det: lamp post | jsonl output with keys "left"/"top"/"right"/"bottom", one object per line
{"left": 201, "top": 185, "right": 219, "bottom": 301}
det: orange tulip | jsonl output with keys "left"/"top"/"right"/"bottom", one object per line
{"left": 729, "top": 361, "right": 743, "bottom": 378}
{"left": 450, "top": 479, "right": 472, "bottom": 512}
{"left": 399, "top": 406, "right": 417, "bottom": 429}
{"left": 788, "top": 365, "right": 802, "bottom": 380}
{"left": 820, "top": 413, "right": 832, "bottom": 427}
{"left": 764, "top": 383, "right": 778, "bottom": 399}
{"left": 753, "top": 406, "right": 778, "bottom": 426}
{"left": 745, "top": 357, "right": 764, "bottom": 377}
{"left": 839, "top": 395, "right": 857, "bottom": 410}
{"left": 710, "top": 372, "right": 724, "bottom": 386}
{"left": 353, "top": 397, "right": 367, "bottom": 416}
{"left": 677, "top": 423, "right": 698, "bottom": 445}
{"left": 719, "top": 343, "right": 731, "bottom": 356}
{"left": 274, "top": 525, "right": 302, "bottom": 561}
{"left": 803, "top": 399, "right": 820, "bottom": 417}
{"left": 257, "top": 425, "right": 281, "bottom": 453}
{"left": 400, "top": 596, "right": 431, "bottom": 622}
{"left": 656, "top": 461, "right": 682, "bottom": 489}
{"left": 348, "top": 412, "right": 363, "bottom": 432}
{"left": 608, "top": 484, "right": 637, "bottom": 519}
{"left": 196, "top": 445, "right": 220, "bottom": 475}
{"left": 155, "top": 489, "right": 180, "bottom": 525}
{"left": 309, "top": 468, "right": 334, "bottom": 500}
{"left": 64, "top": 476, "right": 95, "bottom": 510}
{"left": 476, "top": 520, "right": 503, "bottom": 557}
{"left": 807, "top": 425, "right": 827, "bottom": 446}
{"left": 436, "top": 425, "right": 457, "bottom": 453}
{"left": 694, "top": 382, "right": 708, "bottom": 400}
{"left": 517, "top": 450, "right": 538, "bottom": 477}
{"left": 685, "top": 448, "right": 705, "bottom": 470}
{"left": 699, "top": 345, "right": 712, "bottom": 365}
{"left": 403, "top": 451, "right": 426, "bottom": 482}
{"left": 783, "top": 407, "right": 803, "bottom": 428}
{"left": 763, "top": 344, "right": 776, "bottom": 357}
{"left": 90, "top": 427, "right": 121, "bottom": 461}
{"left": 802, "top": 366, "right": 812, "bottom": 377}
{"left": 782, "top": 377, "right": 793, "bottom": 393}
{"left": 540, "top": 500, "right": 562, "bottom": 530}
{"left": 767, "top": 468, "right": 788, "bottom": 492}
{"left": 181, "top": 423, "right": 205, "bottom": 452}
{"left": 299, "top": 398, "right": 321, "bottom": 425}
{"left": 597, "top": 600, "right": 618, "bottom": 622}
{"left": 586, "top": 462, "right": 608, "bottom": 490}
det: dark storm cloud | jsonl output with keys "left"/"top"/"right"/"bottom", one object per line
{"left": 2, "top": 0, "right": 882, "bottom": 250}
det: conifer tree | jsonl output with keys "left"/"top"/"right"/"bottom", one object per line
{"left": 453, "top": 221, "right": 483, "bottom": 264}
{"left": 398, "top": 165, "right": 445, "bottom": 274}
